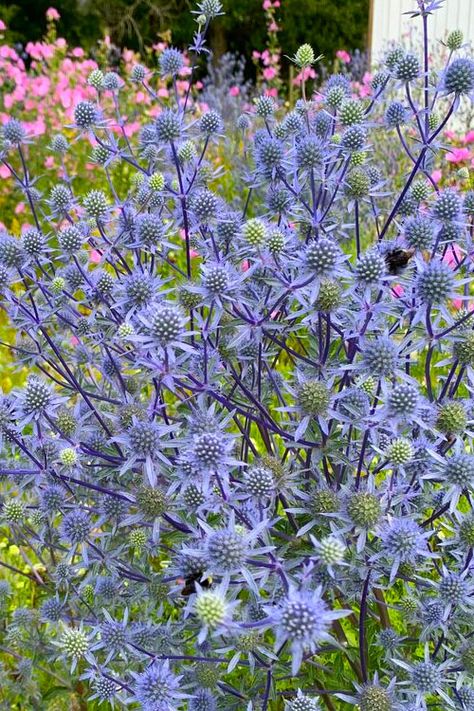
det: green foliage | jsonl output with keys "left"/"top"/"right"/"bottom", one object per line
{"left": 0, "top": 0, "right": 370, "bottom": 72}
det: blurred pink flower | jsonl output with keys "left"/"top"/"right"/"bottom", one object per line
{"left": 44, "top": 156, "right": 55, "bottom": 169}
{"left": 446, "top": 147, "right": 470, "bottom": 163}
{"left": 293, "top": 67, "right": 316, "bottom": 85}
{"left": 463, "top": 130, "right": 474, "bottom": 144}
{"left": 25, "top": 117, "right": 46, "bottom": 136}
{"left": 32, "top": 76, "right": 51, "bottom": 97}
{"left": 392, "top": 284, "right": 405, "bottom": 298}
{"left": 0, "top": 46, "right": 17, "bottom": 59}
{"left": 336, "top": 50, "right": 351, "bottom": 63}
{"left": 263, "top": 67, "right": 277, "bottom": 80}
{"left": 71, "top": 335, "right": 80, "bottom": 346}
{"left": 123, "top": 120, "right": 141, "bottom": 137}
{"left": 14, "top": 202, "right": 25, "bottom": 214}
{"left": 0, "top": 20, "right": 6, "bottom": 30}
{"left": 176, "top": 80, "right": 189, "bottom": 93}
{"left": 90, "top": 250, "right": 102, "bottom": 264}
{"left": 229, "top": 86, "right": 240, "bottom": 96}
{"left": 46, "top": 7, "right": 60, "bottom": 21}
{"left": 263, "top": 0, "right": 272, "bottom": 8}
{"left": 431, "top": 169, "right": 442, "bottom": 184}
{"left": 443, "top": 243, "right": 462, "bottom": 267}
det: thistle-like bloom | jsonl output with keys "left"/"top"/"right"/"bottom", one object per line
{"left": 375, "top": 516, "right": 433, "bottom": 580}
{"left": 393, "top": 644, "right": 453, "bottom": 706}
{"left": 192, "top": 577, "right": 239, "bottom": 644}
{"left": 271, "top": 587, "right": 349, "bottom": 674}
{"left": 132, "top": 660, "right": 188, "bottom": 710}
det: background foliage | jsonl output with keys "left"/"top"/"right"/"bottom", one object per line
{"left": 0, "top": 0, "right": 370, "bottom": 75}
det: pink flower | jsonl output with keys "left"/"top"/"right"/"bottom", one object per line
{"left": 392, "top": 284, "right": 405, "bottom": 298}
{"left": 123, "top": 120, "right": 141, "bottom": 138}
{"left": 14, "top": 202, "right": 25, "bottom": 214}
{"left": 263, "top": 66, "right": 277, "bottom": 80}
{"left": 464, "top": 130, "right": 474, "bottom": 144}
{"left": 176, "top": 80, "right": 190, "bottom": 94}
{"left": 72, "top": 47, "right": 84, "bottom": 57}
{"left": 0, "top": 20, "right": 6, "bottom": 30}
{"left": 90, "top": 250, "right": 102, "bottom": 264}
{"left": 241, "top": 260, "right": 250, "bottom": 272}
{"left": 0, "top": 45, "right": 17, "bottom": 59}
{"left": 32, "top": 75, "right": 51, "bottom": 97}
{"left": 252, "top": 51, "right": 261, "bottom": 60}
{"left": 273, "top": 0, "right": 280, "bottom": 6}
{"left": 229, "top": 86, "right": 240, "bottom": 97}
{"left": 452, "top": 298, "right": 463, "bottom": 310}
{"left": 431, "top": 169, "right": 442, "bottom": 184}
{"left": 25, "top": 117, "right": 46, "bottom": 136}
{"left": 46, "top": 7, "right": 60, "bottom": 20}
{"left": 293, "top": 67, "right": 316, "bottom": 85}
{"left": 71, "top": 335, "right": 80, "bottom": 346}
{"left": 122, "top": 49, "right": 135, "bottom": 62}
{"left": 0, "top": 164, "right": 10, "bottom": 179}
{"left": 443, "top": 243, "right": 462, "bottom": 268}
{"left": 267, "top": 87, "right": 278, "bottom": 97}
{"left": 44, "top": 156, "right": 55, "bottom": 169}
{"left": 444, "top": 129, "right": 457, "bottom": 141}
{"left": 336, "top": 49, "right": 351, "bottom": 64}
{"left": 446, "top": 147, "right": 470, "bottom": 163}
{"left": 263, "top": 0, "right": 272, "bottom": 8}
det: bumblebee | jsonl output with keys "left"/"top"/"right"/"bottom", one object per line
{"left": 384, "top": 247, "right": 415, "bottom": 275}
{"left": 178, "top": 572, "right": 212, "bottom": 596}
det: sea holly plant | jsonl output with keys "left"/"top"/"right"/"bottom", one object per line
{"left": 1, "top": 0, "right": 474, "bottom": 709}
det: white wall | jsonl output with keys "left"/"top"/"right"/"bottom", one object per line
{"left": 370, "top": 0, "right": 474, "bottom": 64}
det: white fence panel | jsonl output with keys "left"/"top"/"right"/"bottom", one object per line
{"left": 370, "top": 0, "right": 474, "bottom": 63}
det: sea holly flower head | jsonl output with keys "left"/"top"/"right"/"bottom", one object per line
{"left": 1, "top": 0, "right": 474, "bottom": 707}
{"left": 131, "top": 659, "right": 189, "bottom": 710}
{"left": 270, "top": 587, "right": 350, "bottom": 674}
{"left": 375, "top": 516, "right": 434, "bottom": 580}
